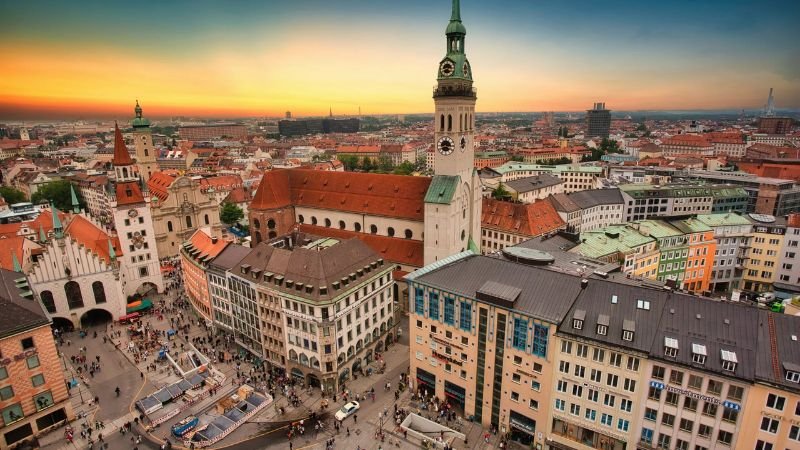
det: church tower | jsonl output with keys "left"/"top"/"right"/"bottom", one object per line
{"left": 424, "top": 0, "right": 482, "bottom": 264}
{"left": 131, "top": 100, "right": 158, "bottom": 183}
{"left": 110, "top": 123, "right": 164, "bottom": 297}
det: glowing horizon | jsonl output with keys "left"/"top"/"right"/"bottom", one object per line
{"left": 1, "top": 0, "right": 798, "bottom": 120}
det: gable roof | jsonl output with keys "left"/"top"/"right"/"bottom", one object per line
{"left": 115, "top": 181, "right": 145, "bottom": 206}
{"left": 64, "top": 215, "right": 122, "bottom": 264}
{"left": 112, "top": 123, "right": 134, "bottom": 166}
{"left": 298, "top": 224, "right": 424, "bottom": 267}
{"left": 183, "top": 228, "right": 229, "bottom": 264}
{"left": 147, "top": 171, "right": 177, "bottom": 202}
{"left": 251, "top": 169, "right": 431, "bottom": 221}
{"left": 0, "top": 236, "right": 27, "bottom": 271}
{"left": 481, "top": 198, "right": 565, "bottom": 237}
{"left": 504, "top": 174, "right": 563, "bottom": 194}
{"left": 0, "top": 268, "right": 49, "bottom": 339}
{"left": 756, "top": 311, "right": 800, "bottom": 391}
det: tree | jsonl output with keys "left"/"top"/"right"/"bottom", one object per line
{"left": 377, "top": 155, "right": 394, "bottom": 172}
{"left": 361, "top": 157, "right": 375, "bottom": 172}
{"left": 540, "top": 157, "right": 571, "bottom": 165}
{"left": 219, "top": 202, "right": 244, "bottom": 225}
{"left": 393, "top": 161, "right": 416, "bottom": 175}
{"left": 0, "top": 186, "right": 26, "bottom": 204}
{"left": 510, "top": 155, "right": 524, "bottom": 162}
{"left": 31, "top": 181, "right": 83, "bottom": 211}
{"left": 491, "top": 183, "right": 511, "bottom": 200}
{"left": 338, "top": 155, "right": 359, "bottom": 171}
{"left": 600, "top": 138, "right": 622, "bottom": 154}
{"left": 415, "top": 155, "right": 427, "bottom": 171}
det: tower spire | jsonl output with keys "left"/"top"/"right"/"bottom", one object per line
{"left": 135, "top": 99, "right": 142, "bottom": 119}
{"left": 450, "top": 0, "right": 461, "bottom": 21}
{"left": 51, "top": 203, "right": 63, "bottom": 239}
{"left": 70, "top": 183, "right": 80, "bottom": 213}
{"left": 107, "top": 238, "right": 117, "bottom": 261}
{"left": 112, "top": 122, "right": 134, "bottom": 166}
{"left": 38, "top": 223, "right": 47, "bottom": 243}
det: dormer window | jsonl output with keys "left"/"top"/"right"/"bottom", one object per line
{"left": 572, "top": 310, "right": 586, "bottom": 330}
{"left": 783, "top": 362, "right": 800, "bottom": 383}
{"left": 721, "top": 350, "right": 737, "bottom": 372}
{"left": 597, "top": 314, "right": 610, "bottom": 336}
{"left": 636, "top": 299, "right": 650, "bottom": 310}
{"left": 692, "top": 343, "right": 707, "bottom": 365}
{"left": 664, "top": 337, "right": 679, "bottom": 358}
{"left": 622, "top": 320, "right": 635, "bottom": 342}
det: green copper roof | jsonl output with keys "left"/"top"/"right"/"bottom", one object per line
{"left": 425, "top": 175, "right": 460, "bottom": 204}
{"left": 695, "top": 212, "right": 752, "bottom": 228}
{"left": 668, "top": 218, "right": 712, "bottom": 234}
{"left": 51, "top": 203, "right": 63, "bottom": 238}
{"left": 38, "top": 224, "right": 46, "bottom": 242}
{"left": 70, "top": 183, "right": 80, "bottom": 213}
{"left": 446, "top": 0, "right": 466, "bottom": 34}
{"left": 634, "top": 219, "right": 682, "bottom": 238}
{"left": 108, "top": 238, "right": 116, "bottom": 260}
{"left": 577, "top": 225, "right": 655, "bottom": 259}
{"left": 131, "top": 100, "right": 151, "bottom": 128}
{"left": 11, "top": 250, "right": 22, "bottom": 272}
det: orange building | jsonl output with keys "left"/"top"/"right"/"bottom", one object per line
{"left": 0, "top": 269, "right": 73, "bottom": 448}
{"left": 179, "top": 228, "right": 229, "bottom": 323}
{"left": 670, "top": 218, "right": 716, "bottom": 293}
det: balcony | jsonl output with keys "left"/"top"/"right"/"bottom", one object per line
{"left": 433, "top": 85, "right": 477, "bottom": 99}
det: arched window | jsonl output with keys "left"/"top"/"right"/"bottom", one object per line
{"left": 324, "top": 218, "right": 331, "bottom": 228}
{"left": 186, "top": 216, "right": 192, "bottom": 228}
{"left": 370, "top": 224, "right": 378, "bottom": 234}
{"left": 298, "top": 215, "right": 304, "bottom": 224}
{"left": 461, "top": 229, "right": 466, "bottom": 241}
{"left": 255, "top": 231, "right": 263, "bottom": 243}
{"left": 204, "top": 214, "right": 209, "bottom": 225}
{"left": 40, "top": 290, "right": 56, "bottom": 314}
{"left": 92, "top": 281, "right": 107, "bottom": 304}
{"left": 387, "top": 227, "right": 395, "bottom": 237}
{"left": 404, "top": 229, "right": 413, "bottom": 239}
{"left": 268, "top": 231, "right": 277, "bottom": 239}
{"left": 447, "top": 115, "right": 452, "bottom": 131}
{"left": 354, "top": 223, "right": 362, "bottom": 232}
{"left": 339, "top": 220, "right": 346, "bottom": 230}
{"left": 267, "top": 218, "right": 276, "bottom": 229}
{"left": 144, "top": 149, "right": 149, "bottom": 157}
{"left": 64, "top": 281, "right": 84, "bottom": 310}
{"left": 167, "top": 221, "right": 174, "bottom": 232}
{"left": 311, "top": 216, "right": 318, "bottom": 225}
{"left": 253, "top": 219, "right": 261, "bottom": 229}
{"left": 440, "top": 114, "right": 445, "bottom": 131}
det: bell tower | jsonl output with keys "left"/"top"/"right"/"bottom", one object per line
{"left": 433, "top": 0, "right": 475, "bottom": 180}
{"left": 424, "top": 0, "right": 482, "bottom": 264}
{"left": 131, "top": 100, "right": 159, "bottom": 183}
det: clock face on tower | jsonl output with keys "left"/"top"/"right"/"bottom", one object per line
{"left": 440, "top": 60, "right": 455, "bottom": 77}
{"left": 460, "top": 136, "right": 467, "bottom": 151}
{"left": 128, "top": 209, "right": 138, "bottom": 218}
{"left": 437, "top": 136, "right": 455, "bottom": 155}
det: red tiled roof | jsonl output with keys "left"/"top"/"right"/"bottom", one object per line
{"left": 0, "top": 236, "right": 25, "bottom": 271}
{"left": 147, "top": 171, "right": 177, "bottom": 202}
{"left": 0, "top": 222, "right": 21, "bottom": 239}
{"left": 481, "top": 198, "right": 565, "bottom": 237}
{"left": 112, "top": 123, "right": 134, "bottom": 166}
{"left": 65, "top": 215, "right": 122, "bottom": 264}
{"left": 251, "top": 169, "right": 431, "bottom": 221}
{"left": 185, "top": 228, "right": 228, "bottom": 260}
{"left": 116, "top": 181, "right": 145, "bottom": 206}
{"left": 788, "top": 213, "right": 800, "bottom": 228}
{"left": 223, "top": 187, "right": 250, "bottom": 204}
{"left": 298, "top": 224, "right": 423, "bottom": 267}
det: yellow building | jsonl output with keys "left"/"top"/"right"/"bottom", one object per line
{"left": 742, "top": 214, "right": 787, "bottom": 293}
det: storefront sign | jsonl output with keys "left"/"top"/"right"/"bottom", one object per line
{"left": 0, "top": 349, "right": 38, "bottom": 366}
{"left": 432, "top": 350, "right": 463, "bottom": 366}
{"left": 649, "top": 380, "right": 741, "bottom": 411}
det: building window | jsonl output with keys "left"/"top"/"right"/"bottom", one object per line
{"left": 716, "top": 430, "right": 733, "bottom": 446}
{"left": 766, "top": 393, "right": 785, "bottom": 411}
{"left": 40, "top": 291, "right": 56, "bottom": 313}
{"left": 533, "top": 325, "right": 548, "bottom": 357}
{"left": 64, "top": 281, "right": 84, "bottom": 310}
{"left": 167, "top": 221, "right": 173, "bottom": 232}
{"left": 428, "top": 291, "right": 439, "bottom": 321}
{"left": 414, "top": 288, "right": 424, "bottom": 315}
{"left": 387, "top": 227, "right": 395, "bottom": 237}
{"left": 1, "top": 403, "right": 24, "bottom": 425}
{"left": 92, "top": 281, "right": 107, "bottom": 304}
{"left": 33, "top": 391, "right": 54, "bottom": 411}
{"left": 370, "top": 224, "right": 377, "bottom": 234}
{"left": 444, "top": 297, "right": 455, "bottom": 325}
{"left": 186, "top": 216, "right": 192, "bottom": 228}
{"left": 459, "top": 301, "right": 471, "bottom": 331}
{"left": 405, "top": 229, "right": 412, "bottom": 239}
{"left": 512, "top": 318, "right": 527, "bottom": 350}
{"left": 0, "top": 386, "right": 13, "bottom": 400}
{"left": 760, "top": 417, "right": 779, "bottom": 434}
{"left": 27, "top": 355, "right": 40, "bottom": 369}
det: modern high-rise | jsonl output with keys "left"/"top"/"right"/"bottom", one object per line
{"left": 586, "top": 102, "right": 611, "bottom": 139}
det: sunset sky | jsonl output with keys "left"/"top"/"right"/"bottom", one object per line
{"left": 0, "top": 0, "right": 798, "bottom": 119}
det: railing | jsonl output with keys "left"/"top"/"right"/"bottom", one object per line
{"left": 432, "top": 85, "right": 477, "bottom": 98}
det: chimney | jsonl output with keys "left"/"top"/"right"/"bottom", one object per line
{"left": 211, "top": 237, "right": 218, "bottom": 244}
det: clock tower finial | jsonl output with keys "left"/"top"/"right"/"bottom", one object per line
{"left": 450, "top": 0, "right": 461, "bottom": 22}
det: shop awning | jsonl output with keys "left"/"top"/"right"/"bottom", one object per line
{"left": 127, "top": 298, "right": 154, "bottom": 313}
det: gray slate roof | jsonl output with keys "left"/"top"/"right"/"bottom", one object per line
{"left": 559, "top": 279, "right": 670, "bottom": 353}
{"left": 208, "top": 244, "right": 252, "bottom": 272}
{"left": 756, "top": 310, "right": 800, "bottom": 391}
{"left": 568, "top": 188, "right": 623, "bottom": 209}
{"left": 505, "top": 174, "right": 563, "bottom": 193}
{"left": 651, "top": 293, "right": 758, "bottom": 382}
{"left": 412, "top": 254, "right": 584, "bottom": 323}
{"left": 0, "top": 269, "right": 50, "bottom": 339}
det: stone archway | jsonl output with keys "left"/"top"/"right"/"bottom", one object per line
{"left": 375, "top": 341, "right": 384, "bottom": 354}
{"left": 51, "top": 317, "right": 74, "bottom": 332}
{"left": 385, "top": 333, "right": 393, "bottom": 349}
{"left": 306, "top": 373, "right": 321, "bottom": 388}
{"left": 290, "top": 367, "right": 304, "bottom": 382}
{"left": 79, "top": 308, "right": 113, "bottom": 328}
{"left": 136, "top": 282, "right": 158, "bottom": 296}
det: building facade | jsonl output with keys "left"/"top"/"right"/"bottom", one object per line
{"left": 180, "top": 228, "right": 229, "bottom": 323}
{"left": 586, "top": 103, "right": 611, "bottom": 139}
{"left": 742, "top": 214, "right": 787, "bottom": 293}
{"left": 0, "top": 269, "right": 73, "bottom": 448}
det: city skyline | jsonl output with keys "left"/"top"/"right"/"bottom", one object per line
{"left": 1, "top": 0, "right": 799, "bottom": 120}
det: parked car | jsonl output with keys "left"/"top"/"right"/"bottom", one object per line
{"left": 334, "top": 401, "right": 360, "bottom": 421}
